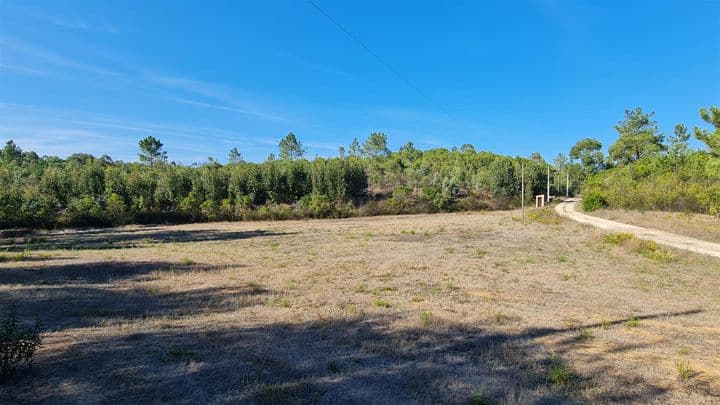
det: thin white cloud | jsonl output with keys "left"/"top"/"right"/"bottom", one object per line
{"left": 0, "top": 63, "right": 52, "bottom": 77}
{"left": 15, "top": 7, "right": 119, "bottom": 33}
{"left": 305, "top": 141, "right": 341, "bottom": 151}
{"left": 169, "top": 97, "right": 294, "bottom": 123}
{"left": 0, "top": 37, "right": 128, "bottom": 79}
{"left": 0, "top": 102, "right": 283, "bottom": 160}
{"left": 0, "top": 38, "right": 298, "bottom": 124}
{"left": 146, "top": 75, "right": 237, "bottom": 101}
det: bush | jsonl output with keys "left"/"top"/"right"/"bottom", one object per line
{"left": 299, "top": 193, "right": 335, "bottom": 218}
{"left": 527, "top": 208, "right": 562, "bottom": 225}
{"left": 581, "top": 153, "right": 720, "bottom": 215}
{"left": 0, "top": 305, "right": 42, "bottom": 380}
{"left": 603, "top": 232, "right": 634, "bottom": 245}
{"left": 582, "top": 192, "right": 606, "bottom": 211}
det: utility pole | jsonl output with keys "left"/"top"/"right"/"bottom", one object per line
{"left": 566, "top": 171, "right": 569, "bottom": 197}
{"left": 547, "top": 165, "right": 550, "bottom": 202}
{"left": 521, "top": 161, "right": 525, "bottom": 224}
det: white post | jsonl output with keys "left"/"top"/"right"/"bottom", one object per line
{"left": 546, "top": 165, "right": 550, "bottom": 202}
{"left": 521, "top": 161, "right": 525, "bottom": 224}
{"left": 566, "top": 171, "right": 569, "bottom": 197}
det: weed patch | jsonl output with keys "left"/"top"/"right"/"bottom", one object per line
{"left": 267, "top": 296, "right": 291, "bottom": 308}
{"left": 548, "top": 355, "right": 578, "bottom": 390}
{"left": 630, "top": 239, "right": 674, "bottom": 262}
{"left": 419, "top": 310, "right": 433, "bottom": 326}
{"left": 473, "top": 249, "right": 487, "bottom": 259}
{"left": 578, "top": 328, "right": 594, "bottom": 342}
{"left": 675, "top": 358, "right": 696, "bottom": 380}
{"left": 470, "top": 390, "right": 493, "bottom": 405}
{"left": 527, "top": 208, "right": 562, "bottom": 225}
{"left": 603, "top": 233, "right": 634, "bottom": 245}
{"left": 373, "top": 299, "right": 391, "bottom": 308}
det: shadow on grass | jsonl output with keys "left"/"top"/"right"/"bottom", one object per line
{"left": 0, "top": 259, "right": 709, "bottom": 403}
{"left": 0, "top": 261, "right": 266, "bottom": 332}
{"left": 1, "top": 294, "right": 706, "bottom": 402}
{"left": 0, "top": 227, "right": 290, "bottom": 251}
{"left": 0, "top": 260, "right": 240, "bottom": 286}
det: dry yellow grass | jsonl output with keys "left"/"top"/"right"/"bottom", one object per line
{"left": 1, "top": 210, "right": 719, "bottom": 403}
{"left": 589, "top": 209, "right": 720, "bottom": 243}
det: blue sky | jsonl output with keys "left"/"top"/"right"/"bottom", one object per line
{"left": 1, "top": 0, "right": 718, "bottom": 163}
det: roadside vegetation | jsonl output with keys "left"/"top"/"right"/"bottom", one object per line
{"left": 581, "top": 107, "right": 720, "bottom": 216}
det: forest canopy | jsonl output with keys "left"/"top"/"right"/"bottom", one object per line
{"left": 1, "top": 106, "right": 718, "bottom": 228}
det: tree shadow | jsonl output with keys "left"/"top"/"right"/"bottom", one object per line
{"left": 0, "top": 256, "right": 710, "bottom": 403}
{"left": 0, "top": 287, "right": 706, "bottom": 403}
{"left": 0, "top": 260, "right": 268, "bottom": 332}
{"left": 0, "top": 228, "right": 291, "bottom": 251}
{"left": 0, "top": 260, "right": 238, "bottom": 286}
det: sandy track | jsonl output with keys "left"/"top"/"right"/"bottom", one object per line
{"left": 555, "top": 199, "right": 720, "bottom": 258}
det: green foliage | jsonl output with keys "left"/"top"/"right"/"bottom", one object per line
{"left": 548, "top": 355, "right": 578, "bottom": 389}
{"left": 668, "top": 124, "right": 690, "bottom": 161}
{"left": 630, "top": 239, "right": 674, "bottom": 262}
{"left": 278, "top": 132, "right": 306, "bottom": 160}
{"left": 609, "top": 107, "right": 665, "bottom": 164}
{"left": 582, "top": 152, "right": 720, "bottom": 216}
{"left": 138, "top": 136, "right": 167, "bottom": 166}
{"left": 527, "top": 208, "right": 562, "bottom": 224}
{"left": 570, "top": 138, "right": 604, "bottom": 174}
{"left": 470, "top": 390, "right": 493, "bottom": 405}
{"left": 363, "top": 132, "right": 390, "bottom": 158}
{"left": 228, "top": 147, "right": 243, "bottom": 164}
{"left": 419, "top": 310, "right": 433, "bottom": 326}
{"left": 373, "top": 299, "right": 391, "bottom": 308}
{"left": 694, "top": 106, "right": 720, "bottom": 156}
{"left": 4, "top": 104, "right": 716, "bottom": 230}
{"left": 1, "top": 134, "right": 553, "bottom": 228}
{"left": 675, "top": 358, "right": 696, "bottom": 380}
{"left": 581, "top": 192, "right": 606, "bottom": 211}
{"left": 0, "top": 305, "right": 43, "bottom": 380}
{"left": 603, "top": 232, "right": 634, "bottom": 245}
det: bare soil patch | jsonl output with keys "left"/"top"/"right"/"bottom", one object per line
{"left": 1, "top": 210, "right": 719, "bottom": 403}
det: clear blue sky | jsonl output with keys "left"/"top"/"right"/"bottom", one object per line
{"left": 1, "top": 0, "right": 718, "bottom": 163}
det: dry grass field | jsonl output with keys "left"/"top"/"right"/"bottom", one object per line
{"left": 1, "top": 208, "right": 719, "bottom": 403}
{"left": 589, "top": 209, "right": 720, "bottom": 244}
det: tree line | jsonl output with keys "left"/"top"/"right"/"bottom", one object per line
{"left": 0, "top": 131, "right": 554, "bottom": 228}
{"left": 1, "top": 106, "right": 717, "bottom": 228}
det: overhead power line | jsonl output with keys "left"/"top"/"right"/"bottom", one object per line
{"left": 306, "top": 0, "right": 453, "bottom": 118}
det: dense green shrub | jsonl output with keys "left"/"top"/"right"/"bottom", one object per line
{"left": 581, "top": 192, "right": 607, "bottom": 211}
{"left": 582, "top": 153, "right": 720, "bottom": 216}
{"left": 0, "top": 139, "right": 551, "bottom": 228}
{"left": 0, "top": 305, "right": 42, "bottom": 380}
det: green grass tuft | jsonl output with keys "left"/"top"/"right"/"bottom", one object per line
{"left": 675, "top": 358, "right": 696, "bottom": 380}
{"left": 603, "top": 232, "right": 634, "bottom": 244}
{"left": 373, "top": 299, "right": 391, "bottom": 308}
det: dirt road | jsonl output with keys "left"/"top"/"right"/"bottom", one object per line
{"left": 555, "top": 199, "right": 720, "bottom": 259}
